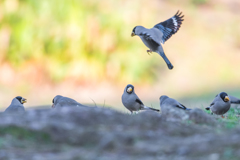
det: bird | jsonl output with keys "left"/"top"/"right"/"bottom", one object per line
{"left": 4, "top": 96, "right": 26, "bottom": 113}
{"left": 229, "top": 95, "right": 240, "bottom": 104}
{"left": 52, "top": 95, "right": 88, "bottom": 108}
{"left": 131, "top": 11, "right": 184, "bottom": 70}
{"left": 159, "top": 95, "right": 191, "bottom": 111}
{"left": 121, "top": 84, "right": 159, "bottom": 114}
{"left": 205, "top": 92, "right": 230, "bottom": 118}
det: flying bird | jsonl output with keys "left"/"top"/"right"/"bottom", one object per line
{"left": 131, "top": 11, "right": 184, "bottom": 69}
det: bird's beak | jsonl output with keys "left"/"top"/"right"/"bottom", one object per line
{"left": 224, "top": 96, "right": 230, "bottom": 102}
{"left": 21, "top": 98, "right": 27, "bottom": 104}
{"left": 127, "top": 87, "right": 132, "bottom": 93}
{"left": 52, "top": 104, "right": 55, "bottom": 108}
{"left": 131, "top": 32, "right": 135, "bottom": 37}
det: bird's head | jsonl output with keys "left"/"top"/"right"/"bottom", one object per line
{"left": 159, "top": 95, "right": 169, "bottom": 105}
{"left": 52, "top": 95, "right": 62, "bottom": 108}
{"left": 126, "top": 84, "right": 134, "bottom": 94}
{"left": 15, "top": 96, "right": 27, "bottom": 104}
{"left": 220, "top": 92, "right": 229, "bottom": 102}
{"left": 52, "top": 97, "right": 55, "bottom": 108}
{"left": 131, "top": 26, "right": 137, "bottom": 37}
{"left": 159, "top": 95, "right": 168, "bottom": 101}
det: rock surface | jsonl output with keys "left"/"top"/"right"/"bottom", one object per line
{"left": 0, "top": 107, "right": 239, "bottom": 160}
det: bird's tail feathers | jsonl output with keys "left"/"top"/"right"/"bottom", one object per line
{"left": 143, "top": 106, "right": 160, "bottom": 112}
{"left": 231, "top": 100, "right": 240, "bottom": 104}
{"left": 158, "top": 51, "right": 173, "bottom": 70}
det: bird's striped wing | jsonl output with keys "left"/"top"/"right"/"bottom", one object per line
{"left": 154, "top": 11, "right": 184, "bottom": 44}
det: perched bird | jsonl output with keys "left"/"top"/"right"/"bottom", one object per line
{"left": 52, "top": 95, "right": 88, "bottom": 108}
{"left": 121, "top": 84, "right": 159, "bottom": 114}
{"left": 229, "top": 95, "right": 240, "bottom": 104}
{"left": 4, "top": 96, "right": 26, "bottom": 113}
{"left": 205, "top": 92, "right": 230, "bottom": 118}
{"left": 159, "top": 95, "right": 191, "bottom": 111}
{"left": 131, "top": 11, "right": 184, "bottom": 70}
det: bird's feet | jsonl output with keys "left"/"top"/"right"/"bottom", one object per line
{"left": 221, "top": 115, "right": 225, "bottom": 118}
{"left": 147, "top": 50, "right": 153, "bottom": 55}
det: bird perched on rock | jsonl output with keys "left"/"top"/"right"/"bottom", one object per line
{"left": 4, "top": 96, "right": 26, "bottom": 113}
{"left": 121, "top": 84, "right": 159, "bottom": 114}
{"left": 159, "top": 95, "right": 191, "bottom": 112}
{"left": 229, "top": 95, "right": 240, "bottom": 104}
{"left": 131, "top": 11, "right": 184, "bottom": 70}
{"left": 52, "top": 95, "right": 88, "bottom": 108}
{"left": 205, "top": 92, "right": 230, "bottom": 118}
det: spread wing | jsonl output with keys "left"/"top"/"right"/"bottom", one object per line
{"left": 154, "top": 11, "right": 184, "bottom": 44}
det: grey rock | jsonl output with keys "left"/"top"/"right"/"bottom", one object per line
{"left": 188, "top": 108, "right": 217, "bottom": 125}
{"left": 0, "top": 107, "right": 239, "bottom": 160}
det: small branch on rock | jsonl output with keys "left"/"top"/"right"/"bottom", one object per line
{"left": 89, "top": 97, "right": 97, "bottom": 107}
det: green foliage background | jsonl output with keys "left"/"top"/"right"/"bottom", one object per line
{"left": 0, "top": 0, "right": 240, "bottom": 108}
{"left": 0, "top": 0, "right": 163, "bottom": 84}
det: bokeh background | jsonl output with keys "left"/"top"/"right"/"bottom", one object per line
{"left": 0, "top": 0, "right": 239, "bottom": 111}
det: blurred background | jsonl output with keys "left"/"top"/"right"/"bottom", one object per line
{"left": 0, "top": 0, "right": 239, "bottom": 111}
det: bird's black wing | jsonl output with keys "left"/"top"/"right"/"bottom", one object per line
{"left": 154, "top": 11, "right": 184, "bottom": 44}
{"left": 135, "top": 98, "right": 144, "bottom": 105}
{"left": 176, "top": 103, "right": 187, "bottom": 110}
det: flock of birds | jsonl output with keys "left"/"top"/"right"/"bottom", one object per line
{"left": 4, "top": 86, "right": 240, "bottom": 118}
{"left": 3, "top": 11, "right": 240, "bottom": 118}
{"left": 122, "top": 84, "right": 240, "bottom": 118}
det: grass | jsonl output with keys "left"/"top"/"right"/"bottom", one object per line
{"left": 203, "top": 107, "right": 240, "bottom": 129}
{"left": 223, "top": 108, "right": 240, "bottom": 129}
{"left": 0, "top": 126, "right": 51, "bottom": 149}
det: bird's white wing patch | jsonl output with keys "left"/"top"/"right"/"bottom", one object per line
{"left": 153, "top": 11, "right": 184, "bottom": 43}
{"left": 171, "top": 17, "right": 178, "bottom": 32}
